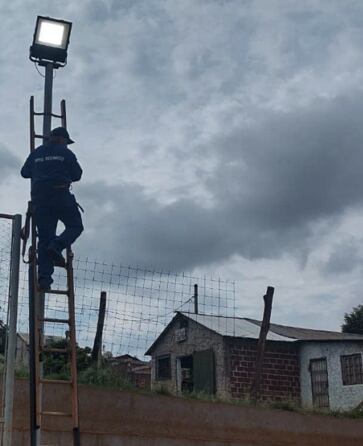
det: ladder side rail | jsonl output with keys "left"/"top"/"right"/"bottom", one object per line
{"left": 62, "top": 98, "right": 81, "bottom": 445}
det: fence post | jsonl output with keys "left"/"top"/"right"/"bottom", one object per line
{"left": 92, "top": 291, "right": 107, "bottom": 367}
{"left": 250, "top": 286, "right": 274, "bottom": 403}
{"left": 3, "top": 214, "right": 22, "bottom": 446}
{"left": 194, "top": 284, "right": 198, "bottom": 314}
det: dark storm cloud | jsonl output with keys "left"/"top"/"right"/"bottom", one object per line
{"left": 76, "top": 92, "right": 363, "bottom": 270}
{"left": 207, "top": 93, "right": 363, "bottom": 230}
{"left": 0, "top": 144, "right": 20, "bottom": 183}
{"left": 322, "top": 240, "right": 363, "bottom": 276}
{"left": 76, "top": 181, "right": 228, "bottom": 270}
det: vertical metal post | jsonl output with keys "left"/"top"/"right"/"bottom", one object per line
{"left": 28, "top": 251, "right": 37, "bottom": 446}
{"left": 29, "top": 96, "right": 38, "bottom": 446}
{"left": 35, "top": 62, "right": 53, "bottom": 446}
{"left": 29, "top": 62, "right": 53, "bottom": 446}
{"left": 43, "top": 63, "right": 54, "bottom": 139}
{"left": 2, "top": 214, "right": 21, "bottom": 446}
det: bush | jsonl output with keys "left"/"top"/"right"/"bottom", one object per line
{"left": 78, "top": 365, "right": 135, "bottom": 390}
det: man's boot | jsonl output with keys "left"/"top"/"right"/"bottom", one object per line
{"left": 47, "top": 242, "right": 66, "bottom": 268}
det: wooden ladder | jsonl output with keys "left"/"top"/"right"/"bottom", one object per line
{"left": 28, "top": 97, "right": 81, "bottom": 445}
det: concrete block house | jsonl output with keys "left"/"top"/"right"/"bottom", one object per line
{"left": 146, "top": 312, "right": 363, "bottom": 411}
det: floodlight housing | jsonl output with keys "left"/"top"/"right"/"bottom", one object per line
{"left": 30, "top": 16, "right": 72, "bottom": 67}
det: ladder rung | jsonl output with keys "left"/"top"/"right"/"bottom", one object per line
{"left": 34, "top": 133, "right": 45, "bottom": 139}
{"left": 44, "top": 289, "right": 69, "bottom": 295}
{"left": 33, "top": 112, "right": 63, "bottom": 119}
{"left": 40, "top": 379, "right": 72, "bottom": 385}
{"left": 40, "top": 317, "right": 69, "bottom": 324}
{"left": 41, "top": 347, "right": 68, "bottom": 353}
{"left": 41, "top": 411, "right": 72, "bottom": 417}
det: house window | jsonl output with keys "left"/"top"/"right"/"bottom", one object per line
{"left": 341, "top": 354, "right": 363, "bottom": 386}
{"left": 156, "top": 355, "right": 171, "bottom": 380}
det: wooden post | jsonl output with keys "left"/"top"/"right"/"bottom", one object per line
{"left": 92, "top": 291, "right": 107, "bottom": 366}
{"left": 194, "top": 284, "right": 198, "bottom": 314}
{"left": 250, "top": 286, "right": 274, "bottom": 403}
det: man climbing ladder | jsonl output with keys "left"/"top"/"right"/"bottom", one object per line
{"left": 21, "top": 126, "right": 83, "bottom": 291}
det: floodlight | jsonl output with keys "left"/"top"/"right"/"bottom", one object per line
{"left": 30, "top": 16, "right": 72, "bottom": 66}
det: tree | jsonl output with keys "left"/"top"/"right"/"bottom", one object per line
{"left": 43, "top": 338, "right": 92, "bottom": 378}
{"left": 342, "top": 304, "right": 363, "bottom": 334}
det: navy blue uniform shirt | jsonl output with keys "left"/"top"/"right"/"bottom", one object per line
{"left": 21, "top": 143, "right": 82, "bottom": 200}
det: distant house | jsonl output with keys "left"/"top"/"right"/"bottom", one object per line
{"left": 145, "top": 312, "right": 363, "bottom": 411}
{"left": 108, "top": 354, "right": 151, "bottom": 389}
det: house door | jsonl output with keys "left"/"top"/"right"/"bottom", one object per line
{"left": 177, "top": 355, "right": 194, "bottom": 394}
{"left": 193, "top": 349, "right": 215, "bottom": 395}
{"left": 310, "top": 357, "right": 329, "bottom": 408}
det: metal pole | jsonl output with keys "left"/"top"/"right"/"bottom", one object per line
{"left": 29, "top": 62, "right": 54, "bottom": 446}
{"left": 35, "top": 61, "right": 54, "bottom": 446}
{"left": 29, "top": 254, "right": 37, "bottom": 446}
{"left": 28, "top": 96, "right": 38, "bottom": 446}
{"left": 2, "top": 215, "right": 22, "bottom": 446}
{"left": 43, "top": 63, "right": 54, "bottom": 139}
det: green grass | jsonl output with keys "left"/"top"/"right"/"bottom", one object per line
{"left": 77, "top": 365, "right": 136, "bottom": 391}
{"left": 153, "top": 385, "right": 172, "bottom": 396}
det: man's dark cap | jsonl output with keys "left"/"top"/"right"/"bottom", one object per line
{"left": 50, "top": 127, "right": 75, "bottom": 145}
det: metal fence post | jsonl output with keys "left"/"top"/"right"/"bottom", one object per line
{"left": 3, "top": 214, "right": 22, "bottom": 446}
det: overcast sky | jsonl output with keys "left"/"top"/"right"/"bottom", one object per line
{"left": 1, "top": 0, "right": 363, "bottom": 331}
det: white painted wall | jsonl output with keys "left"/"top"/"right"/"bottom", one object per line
{"left": 299, "top": 342, "right": 363, "bottom": 411}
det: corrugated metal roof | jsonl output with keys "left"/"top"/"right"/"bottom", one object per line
{"left": 182, "top": 312, "right": 294, "bottom": 341}
{"left": 245, "top": 318, "right": 363, "bottom": 341}
{"left": 145, "top": 312, "right": 363, "bottom": 355}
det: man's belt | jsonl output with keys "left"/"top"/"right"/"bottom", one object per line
{"left": 53, "top": 183, "right": 70, "bottom": 189}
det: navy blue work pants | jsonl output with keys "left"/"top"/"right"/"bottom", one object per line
{"left": 33, "top": 191, "right": 83, "bottom": 285}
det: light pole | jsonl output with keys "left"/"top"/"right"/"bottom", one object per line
{"left": 28, "top": 16, "right": 72, "bottom": 446}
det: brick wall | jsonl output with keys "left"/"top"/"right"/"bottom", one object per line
{"left": 133, "top": 370, "right": 151, "bottom": 389}
{"left": 227, "top": 339, "right": 300, "bottom": 402}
